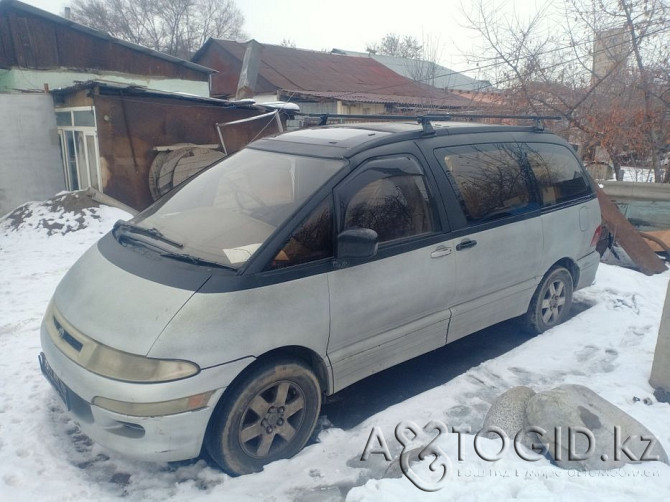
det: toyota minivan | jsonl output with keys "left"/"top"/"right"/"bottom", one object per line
{"left": 39, "top": 118, "right": 601, "bottom": 475}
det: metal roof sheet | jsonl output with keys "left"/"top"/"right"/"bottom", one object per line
{"left": 332, "top": 49, "right": 492, "bottom": 91}
{"left": 197, "top": 39, "right": 473, "bottom": 104}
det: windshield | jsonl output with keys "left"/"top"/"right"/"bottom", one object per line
{"left": 129, "top": 148, "right": 344, "bottom": 268}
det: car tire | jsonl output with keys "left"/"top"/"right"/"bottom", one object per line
{"left": 524, "top": 266, "right": 573, "bottom": 334}
{"left": 205, "top": 358, "right": 321, "bottom": 476}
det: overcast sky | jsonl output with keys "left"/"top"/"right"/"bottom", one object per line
{"left": 22, "top": 0, "right": 549, "bottom": 77}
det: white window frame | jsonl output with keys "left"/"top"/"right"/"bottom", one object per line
{"left": 56, "top": 106, "right": 103, "bottom": 193}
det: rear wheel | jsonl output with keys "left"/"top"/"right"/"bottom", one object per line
{"left": 205, "top": 359, "right": 321, "bottom": 475}
{"left": 524, "top": 266, "right": 573, "bottom": 334}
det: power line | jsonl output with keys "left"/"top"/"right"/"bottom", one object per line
{"left": 329, "top": 23, "right": 670, "bottom": 97}
{"left": 481, "top": 25, "right": 670, "bottom": 91}
{"left": 239, "top": 21, "right": 670, "bottom": 133}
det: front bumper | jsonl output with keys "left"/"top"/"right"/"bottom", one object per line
{"left": 40, "top": 319, "right": 254, "bottom": 462}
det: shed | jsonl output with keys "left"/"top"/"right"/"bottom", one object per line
{"left": 0, "top": 0, "right": 213, "bottom": 95}
{"left": 51, "top": 81, "right": 286, "bottom": 210}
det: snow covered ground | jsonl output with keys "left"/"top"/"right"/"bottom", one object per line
{"left": 621, "top": 167, "right": 656, "bottom": 183}
{"left": 1, "top": 194, "right": 669, "bottom": 501}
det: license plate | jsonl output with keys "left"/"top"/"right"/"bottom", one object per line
{"left": 39, "top": 353, "right": 71, "bottom": 410}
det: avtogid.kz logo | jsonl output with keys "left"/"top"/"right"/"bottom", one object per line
{"left": 361, "top": 421, "right": 452, "bottom": 492}
{"left": 360, "top": 420, "right": 661, "bottom": 492}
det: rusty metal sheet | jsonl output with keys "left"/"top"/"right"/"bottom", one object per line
{"left": 196, "top": 39, "right": 471, "bottom": 105}
{"left": 597, "top": 186, "right": 667, "bottom": 275}
{"left": 642, "top": 230, "right": 670, "bottom": 255}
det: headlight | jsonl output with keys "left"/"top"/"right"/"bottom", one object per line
{"left": 45, "top": 302, "right": 199, "bottom": 383}
{"left": 85, "top": 345, "right": 199, "bottom": 382}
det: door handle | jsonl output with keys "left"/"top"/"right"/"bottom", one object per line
{"left": 456, "top": 239, "right": 477, "bottom": 251}
{"left": 431, "top": 245, "right": 452, "bottom": 258}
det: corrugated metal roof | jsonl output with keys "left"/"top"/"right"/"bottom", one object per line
{"left": 51, "top": 80, "right": 268, "bottom": 109}
{"left": 195, "top": 39, "right": 472, "bottom": 104}
{"left": 333, "top": 49, "right": 492, "bottom": 91}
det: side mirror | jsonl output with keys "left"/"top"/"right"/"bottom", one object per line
{"left": 337, "top": 228, "right": 378, "bottom": 260}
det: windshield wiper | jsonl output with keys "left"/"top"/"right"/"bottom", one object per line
{"left": 160, "top": 251, "right": 237, "bottom": 270}
{"left": 112, "top": 221, "right": 234, "bottom": 269}
{"left": 113, "top": 220, "right": 184, "bottom": 249}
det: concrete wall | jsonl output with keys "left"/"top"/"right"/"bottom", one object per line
{"left": 602, "top": 181, "right": 670, "bottom": 202}
{"left": 336, "top": 101, "right": 386, "bottom": 115}
{"left": 0, "top": 93, "right": 64, "bottom": 216}
{"left": 296, "top": 101, "right": 338, "bottom": 115}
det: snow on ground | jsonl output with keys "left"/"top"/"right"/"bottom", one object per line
{"left": 621, "top": 167, "right": 656, "bottom": 183}
{"left": 1, "top": 195, "right": 669, "bottom": 501}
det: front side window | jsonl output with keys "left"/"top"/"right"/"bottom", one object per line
{"left": 525, "top": 143, "right": 591, "bottom": 206}
{"left": 131, "top": 149, "right": 343, "bottom": 268}
{"left": 267, "top": 197, "right": 334, "bottom": 270}
{"left": 340, "top": 157, "right": 437, "bottom": 244}
{"left": 439, "top": 143, "right": 536, "bottom": 222}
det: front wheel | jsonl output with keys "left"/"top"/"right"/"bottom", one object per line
{"left": 205, "top": 359, "right": 321, "bottom": 475}
{"left": 524, "top": 266, "right": 573, "bottom": 334}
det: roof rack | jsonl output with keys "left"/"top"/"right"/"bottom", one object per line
{"left": 296, "top": 112, "right": 563, "bottom": 135}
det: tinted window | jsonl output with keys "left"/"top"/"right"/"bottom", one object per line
{"left": 341, "top": 157, "right": 436, "bottom": 244}
{"left": 440, "top": 143, "right": 536, "bottom": 222}
{"left": 267, "top": 197, "right": 333, "bottom": 270}
{"left": 526, "top": 143, "right": 591, "bottom": 205}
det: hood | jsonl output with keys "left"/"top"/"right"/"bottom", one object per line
{"left": 52, "top": 234, "right": 212, "bottom": 356}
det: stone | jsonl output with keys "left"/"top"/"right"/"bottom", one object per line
{"left": 526, "top": 384, "right": 668, "bottom": 471}
{"left": 481, "top": 386, "right": 536, "bottom": 444}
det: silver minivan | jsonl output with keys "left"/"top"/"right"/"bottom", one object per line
{"left": 39, "top": 119, "right": 601, "bottom": 475}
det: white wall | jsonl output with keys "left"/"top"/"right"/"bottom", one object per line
{"left": 0, "top": 69, "right": 210, "bottom": 97}
{"left": 0, "top": 93, "right": 65, "bottom": 216}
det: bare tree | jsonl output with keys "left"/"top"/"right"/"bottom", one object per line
{"left": 71, "top": 0, "right": 246, "bottom": 59}
{"left": 403, "top": 35, "right": 444, "bottom": 86}
{"left": 463, "top": 0, "right": 670, "bottom": 182}
{"left": 365, "top": 32, "right": 450, "bottom": 91}
{"left": 366, "top": 33, "right": 423, "bottom": 59}
{"left": 280, "top": 38, "right": 297, "bottom": 48}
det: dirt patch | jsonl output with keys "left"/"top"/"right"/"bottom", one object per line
{"left": 2, "top": 204, "right": 34, "bottom": 230}
{"left": 1, "top": 191, "right": 102, "bottom": 235}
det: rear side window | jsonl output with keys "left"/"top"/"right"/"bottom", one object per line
{"left": 339, "top": 156, "right": 437, "bottom": 244}
{"left": 525, "top": 143, "right": 591, "bottom": 206}
{"left": 439, "top": 143, "right": 536, "bottom": 222}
